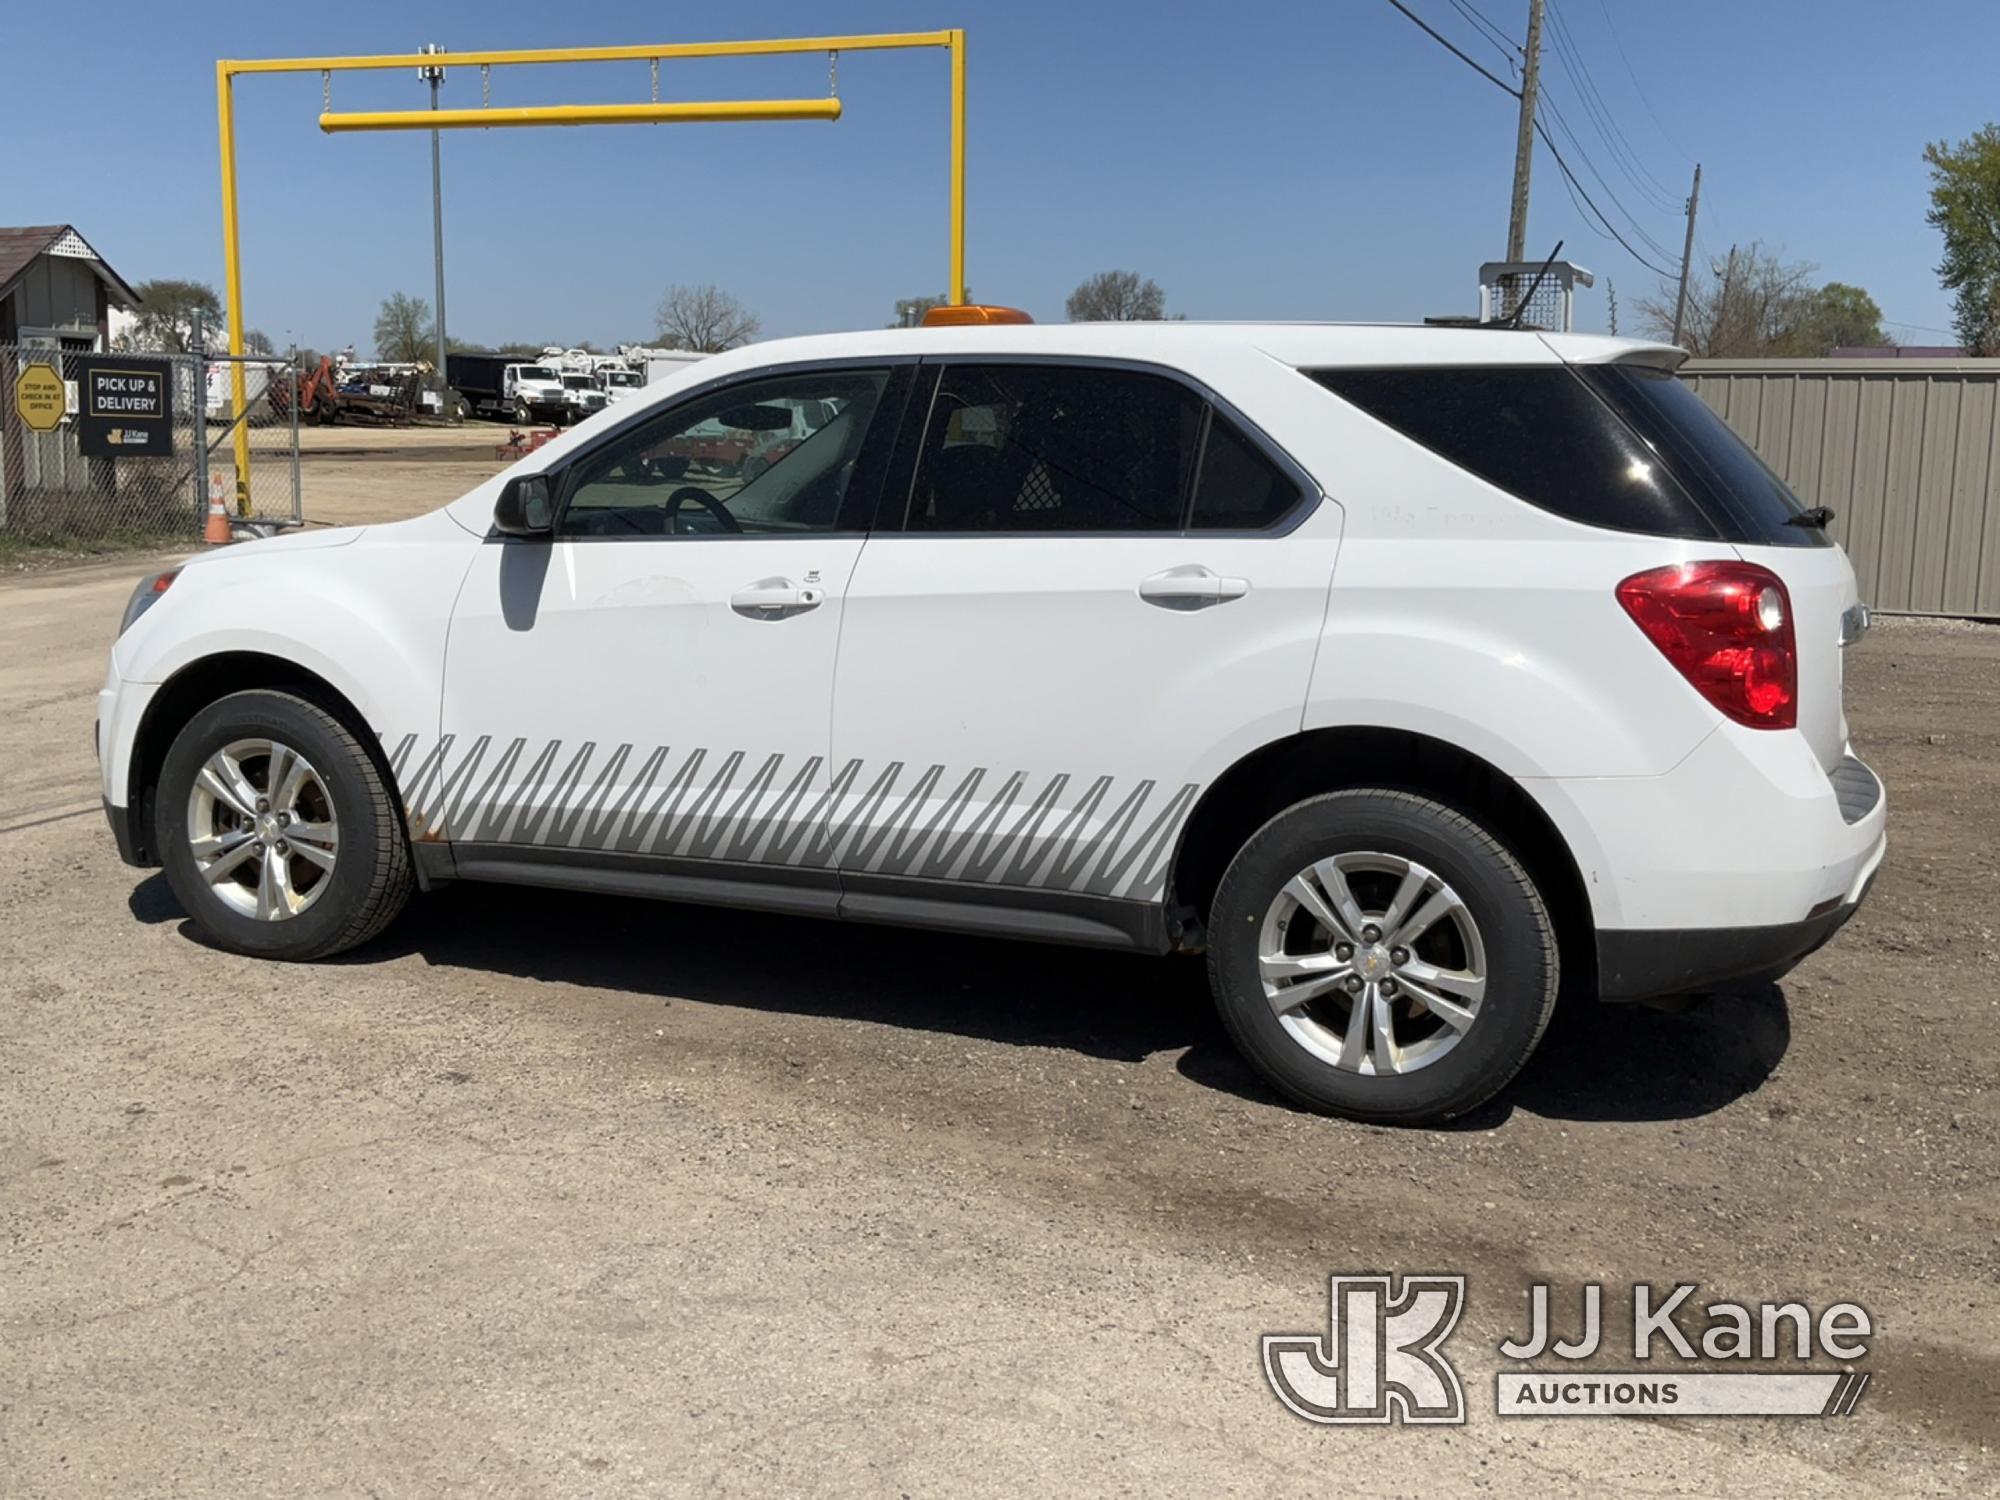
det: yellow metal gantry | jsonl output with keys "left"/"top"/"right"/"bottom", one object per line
{"left": 214, "top": 30, "right": 969, "bottom": 514}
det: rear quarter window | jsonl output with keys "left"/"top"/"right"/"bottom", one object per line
{"left": 1311, "top": 366, "right": 1717, "bottom": 539}
{"left": 1581, "top": 365, "right": 1829, "bottom": 548}
{"left": 1189, "top": 410, "right": 1304, "bottom": 530}
{"left": 1310, "top": 365, "right": 1828, "bottom": 546}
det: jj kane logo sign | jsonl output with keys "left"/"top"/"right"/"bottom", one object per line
{"left": 75, "top": 356, "right": 173, "bottom": 458}
{"left": 1264, "top": 1274, "right": 1872, "bottom": 1424}
{"left": 1262, "top": 1275, "right": 1468, "bottom": 1424}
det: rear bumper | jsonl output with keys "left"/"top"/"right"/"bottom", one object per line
{"left": 1526, "top": 728, "right": 1887, "bottom": 931}
{"left": 1596, "top": 853, "right": 1880, "bottom": 999}
{"left": 1525, "top": 727, "right": 1887, "bottom": 999}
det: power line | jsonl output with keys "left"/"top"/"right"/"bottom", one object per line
{"left": 1381, "top": 0, "right": 1523, "bottom": 98}
{"left": 1537, "top": 86, "right": 1682, "bottom": 262}
{"left": 1535, "top": 119, "right": 1678, "bottom": 277}
{"left": 1445, "top": 0, "right": 1518, "bottom": 66}
{"left": 1379, "top": 0, "right": 1679, "bottom": 279}
{"left": 1545, "top": 0, "right": 1681, "bottom": 211}
{"left": 1591, "top": 0, "right": 1695, "bottom": 162}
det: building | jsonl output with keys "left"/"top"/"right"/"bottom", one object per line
{"left": 0, "top": 224, "right": 138, "bottom": 350}
{"left": 1, "top": 226, "right": 142, "bottom": 530}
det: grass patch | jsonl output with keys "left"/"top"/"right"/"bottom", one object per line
{"left": 0, "top": 530, "right": 191, "bottom": 574}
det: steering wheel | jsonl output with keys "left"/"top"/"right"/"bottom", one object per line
{"left": 663, "top": 486, "right": 741, "bottom": 534}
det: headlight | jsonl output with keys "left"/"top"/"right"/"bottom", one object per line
{"left": 119, "top": 567, "right": 180, "bottom": 636}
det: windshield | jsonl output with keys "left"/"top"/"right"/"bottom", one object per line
{"left": 517, "top": 366, "right": 557, "bottom": 381}
{"left": 605, "top": 371, "right": 640, "bottom": 387}
{"left": 563, "top": 375, "right": 593, "bottom": 389}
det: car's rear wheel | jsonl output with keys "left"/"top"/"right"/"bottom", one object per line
{"left": 156, "top": 690, "right": 413, "bottom": 960}
{"left": 1207, "top": 789, "right": 1558, "bottom": 1124}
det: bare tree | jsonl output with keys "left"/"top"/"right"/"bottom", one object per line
{"left": 1066, "top": 270, "right": 1167, "bottom": 322}
{"left": 655, "top": 284, "right": 761, "bottom": 352}
{"left": 1637, "top": 243, "right": 1815, "bottom": 356}
{"left": 1639, "top": 244, "right": 1891, "bottom": 356}
{"left": 373, "top": 292, "right": 435, "bottom": 365}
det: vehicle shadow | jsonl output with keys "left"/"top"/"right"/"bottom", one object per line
{"left": 129, "top": 874, "right": 1789, "bottom": 1125}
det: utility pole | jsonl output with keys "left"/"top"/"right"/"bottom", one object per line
{"left": 1670, "top": 162, "right": 1703, "bottom": 347}
{"left": 1716, "top": 242, "right": 1739, "bottom": 356}
{"left": 1505, "top": 0, "right": 1546, "bottom": 265}
{"left": 419, "top": 43, "right": 450, "bottom": 419}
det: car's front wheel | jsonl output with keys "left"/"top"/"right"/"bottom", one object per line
{"left": 156, "top": 690, "right": 413, "bottom": 960}
{"left": 1207, "top": 789, "right": 1558, "bottom": 1124}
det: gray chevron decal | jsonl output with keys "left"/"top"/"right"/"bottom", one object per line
{"left": 383, "top": 733, "right": 1198, "bottom": 902}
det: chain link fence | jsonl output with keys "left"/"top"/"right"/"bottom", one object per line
{"left": 200, "top": 346, "right": 305, "bottom": 531}
{"left": 0, "top": 339, "right": 300, "bottom": 549}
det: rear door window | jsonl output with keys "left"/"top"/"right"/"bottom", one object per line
{"left": 908, "top": 364, "right": 1202, "bottom": 532}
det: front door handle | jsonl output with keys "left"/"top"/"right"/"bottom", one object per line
{"left": 1138, "top": 566, "right": 1250, "bottom": 610}
{"left": 731, "top": 577, "right": 825, "bottom": 619}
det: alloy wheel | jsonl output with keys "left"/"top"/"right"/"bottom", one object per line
{"left": 1258, "top": 851, "right": 1488, "bottom": 1076}
{"left": 184, "top": 737, "right": 340, "bottom": 922}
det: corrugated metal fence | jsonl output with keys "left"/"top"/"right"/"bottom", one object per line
{"left": 1681, "top": 358, "right": 2000, "bottom": 618}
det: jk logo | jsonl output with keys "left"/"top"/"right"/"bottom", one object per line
{"left": 1263, "top": 1275, "right": 1467, "bottom": 1425}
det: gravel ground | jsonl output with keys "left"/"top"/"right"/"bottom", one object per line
{"left": 294, "top": 423, "right": 519, "bottom": 530}
{"left": 1, "top": 509, "right": 1995, "bottom": 1495}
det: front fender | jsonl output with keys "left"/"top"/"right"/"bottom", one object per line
{"left": 115, "top": 510, "right": 476, "bottom": 747}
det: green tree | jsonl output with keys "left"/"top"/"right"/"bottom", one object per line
{"left": 373, "top": 291, "right": 435, "bottom": 364}
{"left": 1065, "top": 269, "right": 1166, "bottom": 321}
{"left": 1925, "top": 124, "right": 2000, "bottom": 354}
{"left": 126, "top": 278, "right": 222, "bottom": 352}
{"left": 1795, "top": 283, "right": 1888, "bottom": 353}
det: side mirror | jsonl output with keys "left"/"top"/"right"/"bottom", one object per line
{"left": 493, "top": 474, "right": 554, "bottom": 537}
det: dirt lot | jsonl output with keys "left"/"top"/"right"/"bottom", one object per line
{"left": 1, "top": 446, "right": 1995, "bottom": 1496}
{"left": 295, "top": 423, "right": 521, "bottom": 529}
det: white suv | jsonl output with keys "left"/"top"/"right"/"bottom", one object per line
{"left": 98, "top": 319, "right": 1885, "bottom": 1123}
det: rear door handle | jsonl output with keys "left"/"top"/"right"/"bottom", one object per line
{"left": 731, "top": 577, "right": 825, "bottom": 619}
{"left": 1138, "top": 566, "right": 1250, "bottom": 610}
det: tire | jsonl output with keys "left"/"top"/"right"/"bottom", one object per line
{"left": 156, "top": 690, "right": 414, "bottom": 961}
{"left": 1207, "top": 789, "right": 1558, "bottom": 1125}
{"left": 514, "top": 400, "right": 532, "bottom": 425}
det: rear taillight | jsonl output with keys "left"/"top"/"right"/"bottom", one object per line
{"left": 1616, "top": 561, "right": 1797, "bottom": 729}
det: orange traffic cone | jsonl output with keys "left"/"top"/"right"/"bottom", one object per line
{"left": 204, "top": 475, "right": 233, "bottom": 545}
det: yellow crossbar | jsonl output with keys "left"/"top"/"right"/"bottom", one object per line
{"left": 216, "top": 30, "right": 967, "bottom": 516}
{"left": 318, "top": 99, "right": 843, "bottom": 132}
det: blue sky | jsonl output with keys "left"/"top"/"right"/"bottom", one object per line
{"left": 5, "top": 1, "right": 1985, "bottom": 352}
